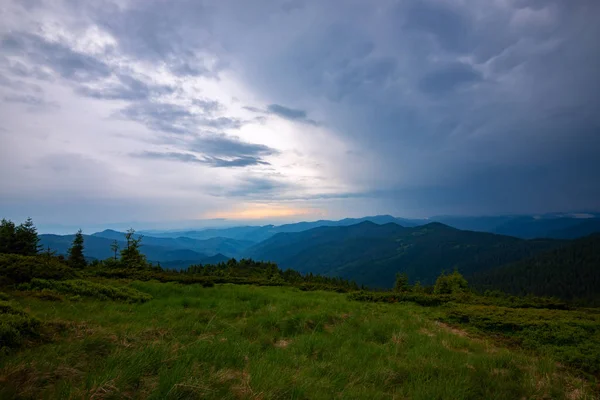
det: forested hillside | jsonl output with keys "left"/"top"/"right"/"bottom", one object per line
{"left": 246, "top": 222, "right": 563, "bottom": 287}
{"left": 39, "top": 232, "right": 236, "bottom": 265}
{"left": 471, "top": 234, "right": 600, "bottom": 303}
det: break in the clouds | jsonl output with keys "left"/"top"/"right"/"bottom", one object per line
{"left": 0, "top": 0, "right": 599, "bottom": 228}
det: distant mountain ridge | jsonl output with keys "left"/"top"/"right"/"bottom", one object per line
{"left": 39, "top": 232, "right": 240, "bottom": 266}
{"left": 244, "top": 221, "right": 564, "bottom": 288}
{"left": 138, "top": 213, "right": 600, "bottom": 242}
{"left": 138, "top": 215, "right": 422, "bottom": 242}
{"left": 91, "top": 230, "right": 253, "bottom": 258}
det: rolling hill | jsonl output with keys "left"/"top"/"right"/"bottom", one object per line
{"left": 91, "top": 230, "right": 253, "bottom": 258}
{"left": 138, "top": 214, "right": 600, "bottom": 243}
{"left": 245, "top": 222, "right": 564, "bottom": 288}
{"left": 470, "top": 234, "right": 600, "bottom": 303}
{"left": 39, "top": 233, "right": 231, "bottom": 266}
{"left": 139, "top": 215, "right": 422, "bottom": 242}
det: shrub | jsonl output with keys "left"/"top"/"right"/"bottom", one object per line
{"left": 21, "top": 279, "right": 152, "bottom": 303}
{"left": 348, "top": 291, "right": 452, "bottom": 306}
{"left": 31, "top": 289, "right": 64, "bottom": 301}
{"left": 434, "top": 270, "right": 469, "bottom": 295}
{"left": 0, "top": 300, "right": 41, "bottom": 348}
{"left": 0, "top": 253, "right": 75, "bottom": 284}
{"left": 440, "top": 305, "right": 600, "bottom": 374}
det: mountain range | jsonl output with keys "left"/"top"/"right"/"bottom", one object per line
{"left": 245, "top": 221, "right": 564, "bottom": 287}
{"left": 139, "top": 213, "right": 600, "bottom": 242}
{"left": 39, "top": 213, "right": 600, "bottom": 292}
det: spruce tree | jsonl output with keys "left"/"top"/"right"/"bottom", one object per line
{"left": 0, "top": 219, "right": 16, "bottom": 254}
{"left": 121, "top": 228, "right": 146, "bottom": 268}
{"left": 14, "top": 217, "right": 41, "bottom": 256}
{"left": 110, "top": 240, "right": 120, "bottom": 261}
{"left": 67, "top": 229, "right": 87, "bottom": 269}
{"left": 394, "top": 272, "right": 409, "bottom": 292}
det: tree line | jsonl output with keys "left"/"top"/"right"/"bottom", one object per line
{"left": 0, "top": 218, "right": 358, "bottom": 291}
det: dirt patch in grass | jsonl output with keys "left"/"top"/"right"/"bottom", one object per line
{"left": 441, "top": 339, "right": 470, "bottom": 354}
{"left": 274, "top": 339, "right": 292, "bottom": 349}
{"left": 140, "top": 327, "right": 171, "bottom": 342}
{"left": 391, "top": 332, "right": 406, "bottom": 344}
{"left": 419, "top": 328, "right": 435, "bottom": 337}
{"left": 435, "top": 321, "right": 468, "bottom": 337}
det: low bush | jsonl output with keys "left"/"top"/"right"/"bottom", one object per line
{"left": 30, "top": 289, "right": 64, "bottom": 301}
{"left": 0, "top": 253, "right": 75, "bottom": 284}
{"left": 348, "top": 291, "right": 452, "bottom": 306}
{"left": 20, "top": 279, "right": 152, "bottom": 303}
{"left": 0, "top": 300, "right": 41, "bottom": 349}
{"left": 441, "top": 305, "right": 600, "bottom": 374}
{"left": 349, "top": 290, "right": 568, "bottom": 310}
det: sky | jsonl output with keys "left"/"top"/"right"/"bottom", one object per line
{"left": 1, "top": 0, "right": 599, "bottom": 231}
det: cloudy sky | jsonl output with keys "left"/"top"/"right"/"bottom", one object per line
{"left": 1, "top": 0, "right": 599, "bottom": 230}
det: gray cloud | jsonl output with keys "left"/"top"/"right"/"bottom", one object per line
{"left": 3, "top": 93, "right": 59, "bottom": 110}
{"left": 117, "top": 102, "right": 243, "bottom": 134}
{"left": 77, "top": 74, "right": 175, "bottom": 101}
{"left": 1, "top": 0, "right": 599, "bottom": 221}
{"left": 88, "top": 1, "right": 222, "bottom": 78}
{"left": 187, "top": 133, "right": 278, "bottom": 159}
{"left": 6, "top": 60, "right": 53, "bottom": 81}
{"left": 403, "top": 1, "right": 472, "bottom": 53}
{"left": 213, "top": 176, "right": 291, "bottom": 198}
{"left": 1, "top": 33, "right": 112, "bottom": 82}
{"left": 134, "top": 151, "right": 271, "bottom": 168}
{"left": 245, "top": 103, "right": 319, "bottom": 126}
{"left": 418, "top": 62, "right": 482, "bottom": 94}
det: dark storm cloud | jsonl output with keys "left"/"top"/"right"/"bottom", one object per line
{"left": 67, "top": 0, "right": 600, "bottom": 213}
{"left": 2, "top": 0, "right": 599, "bottom": 217}
{"left": 418, "top": 62, "right": 482, "bottom": 94}
{"left": 403, "top": 1, "right": 472, "bottom": 53}
{"left": 86, "top": 0, "right": 222, "bottom": 78}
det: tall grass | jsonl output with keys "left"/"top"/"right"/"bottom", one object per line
{"left": 0, "top": 282, "right": 595, "bottom": 399}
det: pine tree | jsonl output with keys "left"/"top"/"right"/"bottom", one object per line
{"left": 110, "top": 240, "right": 120, "bottom": 261}
{"left": 14, "top": 217, "right": 41, "bottom": 256}
{"left": 0, "top": 219, "right": 16, "bottom": 254}
{"left": 121, "top": 228, "right": 146, "bottom": 268}
{"left": 394, "top": 272, "right": 409, "bottom": 292}
{"left": 43, "top": 246, "right": 57, "bottom": 267}
{"left": 67, "top": 229, "right": 87, "bottom": 269}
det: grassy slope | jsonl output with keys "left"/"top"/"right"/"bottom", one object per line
{"left": 1, "top": 283, "right": 596, "bottom": 399}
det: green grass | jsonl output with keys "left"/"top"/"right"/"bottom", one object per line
{"left": 19, "top": 278, "right": 152, "bottom": 303}
{"left": 0, "top": 282, "right": 596, "bottom": 399}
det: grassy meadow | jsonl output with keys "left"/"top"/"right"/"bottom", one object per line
{"left": 1, "top": 281, "right": 598, "bottom": 399}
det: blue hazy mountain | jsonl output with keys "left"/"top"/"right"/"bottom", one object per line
{"left": 244, "top": 221, "right": 563, "bottom": 288}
